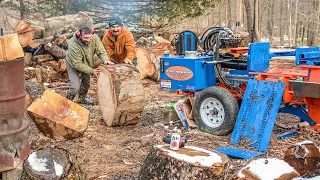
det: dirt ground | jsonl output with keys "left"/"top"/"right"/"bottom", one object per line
{"left": 28, "top": 78, "right": 320, "bottom": 180}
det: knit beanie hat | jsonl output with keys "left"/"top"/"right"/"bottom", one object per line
{"left": 109, "top": 16, "right": 123, "bottom": 27}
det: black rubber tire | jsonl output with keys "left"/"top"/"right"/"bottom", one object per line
{"left": 194, "top": 86, "right": 239, "bottom": 136}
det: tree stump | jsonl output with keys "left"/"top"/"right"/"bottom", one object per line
{"left": 284, "top": 141, "right": 320, "bottom": 176}
{"left": 232, "top": 158, "right": 300, "bottom": 180}
{"left": 138, "top": 145, "right": 230, "bottom": 180}
{"left": 135, "top": 47, "right": 155, "bottom": 80}
{"left": 27, "top": 89, "right": 89, "bottom": 139}
{"left": 97, "top": 64, "right": 145, "bottom": 126}
{"left": 21, "top": 148, "right": 86, "bottom": 179}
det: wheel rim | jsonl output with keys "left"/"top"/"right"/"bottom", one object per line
{"left": 200, "top": 97, "right": 225, "bottom": 128}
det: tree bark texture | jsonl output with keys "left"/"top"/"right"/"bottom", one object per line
{"left": 138, "top": 145, "right": 230, "bottom": 180}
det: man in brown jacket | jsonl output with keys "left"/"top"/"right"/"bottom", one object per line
{"left": 102, "top": 16, "right": 135, "bottom": 64}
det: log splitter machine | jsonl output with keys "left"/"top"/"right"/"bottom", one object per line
{"left": 160, "top": 27, "right": 320, "bottom": 159}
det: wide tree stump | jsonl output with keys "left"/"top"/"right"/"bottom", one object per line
{"left": 284, "top": 141, "right": 320, "bottom": 176}
{"left": 27, "top": 89, "right": 89, "bottom": 139}
{"left": 135, "top": 47, "right": 155, "bottom": 80}
{"left": 98, "top": 64, "right": 145, "bottom": 126}
{"left": 232, "top": 158, "right": 300, "bottom": 180}
{"left": 21, "top": 148, "right": 86, "bottom": 179}
{"left": 138, "top": 145, "right": 230, "bottom": 180}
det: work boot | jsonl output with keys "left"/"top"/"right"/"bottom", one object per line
{"left": 66, "top": 93, "right": 76, "bottom": 101}
{"left": 78, "top": 94, "right": 94, "bottom": 105}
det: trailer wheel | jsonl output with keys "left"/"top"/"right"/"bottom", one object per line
{"left": 194, "top": 86, "right": 239, "bottom": 135}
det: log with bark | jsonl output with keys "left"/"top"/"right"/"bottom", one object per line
{"left": 27, "top": 89, "right": 89, "bottom": 139}
{"left": 284, "top": 141, "right": 320, "bottom": 176}
{"left": 138, "top": 145, "right": 230, "bottom": 180}
{"left": 97, "top": 64, "right": 145, "bottom": 126}
{"left": 21, "top": 147, "right": 86, "bottom": 179}
{"left": 25, "top": 79, "right": 45, "bottom": 102}
{"left": 232, "top": 158, "right": 300, "bottom": 180}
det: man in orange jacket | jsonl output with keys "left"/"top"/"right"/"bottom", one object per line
{"left": 102, "top": 16, "right": 135, "bottom": 64}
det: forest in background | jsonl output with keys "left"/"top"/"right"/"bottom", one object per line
{"left": 0, "top": 0, "right": 319, "bottom": 47}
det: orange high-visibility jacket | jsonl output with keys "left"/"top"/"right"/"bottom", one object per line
{"left": 102, "top": 26, "right": 135, "bottom": 63}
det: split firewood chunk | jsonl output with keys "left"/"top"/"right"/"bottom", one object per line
{"left": 138, "top": 145, "right": 229, "bottom": 180}
{"left": 284, "top": 141, "right": 320, "bottom": 176}
{"left": 27, "top": 89, "right": 89, "bottom": 139}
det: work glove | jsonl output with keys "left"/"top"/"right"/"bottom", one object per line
{"left": 124, "top": 58, "right": 133, "bottom": 64}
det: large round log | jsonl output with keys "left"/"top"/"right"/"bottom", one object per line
{"left": 138, "top": 145, "right": 230, "bottom": 180}
{"left": 284, "top": 141, "right": 320, "bottom": 176}
{"left": 98, "top": 64, "right": 145, "bottom": 126}
{"left": 232, "top": 158, "right": 300, "bottom": 180}
{"left": 21, "top": 148, "right": 86, "bottom": 179}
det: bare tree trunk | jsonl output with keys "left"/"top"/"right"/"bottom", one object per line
{"left": 19, "top": 0, "right": 26, "bottom": 19}
{"left": 280, "top": 0, "right": 284, "bottom": 45}
{"left": 227, "top": 0, "right": 232, "bottom": 29}
{"left": 293, "top": 0, "right": 299, "bottom": 46}
{"left": 218, "top": 4, "right": 222, "bottom": 26}
{"left": 307, "top": 0, "right": 318, "bottom": 46}
{"left": 267, "top": 0, "right": 275, "bottom": 43}
{"left": 254, "top": 0, "right": 261, "bottom": 41}
{"left": 244, "top": 0, "right": 253, "bottom": 42}
{"left": 235, "top": 0, "right": 243, "bottom": 33}
{"left": 225, "top": 0, "right": 228, "bottom": 27}
{"left": 301, "top": 24, "right": 305, "bottom": 46}
{"left": 288, "top": 0, "right": 292, "bottom": 46}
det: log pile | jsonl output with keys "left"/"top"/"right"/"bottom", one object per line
{"left": 15, "top": 12, "right": 108, "bottom": 84}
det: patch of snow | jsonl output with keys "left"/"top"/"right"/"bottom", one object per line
{"left": 156, "top": 145, "right": 222, "bottom": 167}
{"left": 238, "top": 158, "right": 296, "bottom": 180}
{"left": 293, "top": 176, "right": 320, "bottom": 180}
{"left": 296, "top": 140, "right": 313, "bottom": 145}
{"left": 27, "top": 152, "right": 49, "bottom": 172}
{"left": 54, "top": 160, "right": 63, "bottom": 176}
{"left": 43, "top": 83, "right": 50, "bottom": 86}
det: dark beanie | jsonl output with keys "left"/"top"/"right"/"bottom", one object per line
{"left": 109, "top": 16, "right": 123, "bottom": 27}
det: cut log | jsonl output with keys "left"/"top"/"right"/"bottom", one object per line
{"left": 39, "top": 65, "right": 60, "bottom": 83}
{"left": 138, "top": 145, "right": 229, "bottom": 179}
{"left": 25, "top": 67, "right": 43, "bottom": 82}
{"left": 283, "top": 141, "right": 320, "bottom": 176}
{"left": 0, "top": 33, "right": 24, "bottom": 61}
{"left": 232, "top": 158, "right": 300, "bottom": 180}
{"left": 58, "top": 59, "right": 67, "bottom": 72}
{"left": 150, "top": 53, "right": 160, "bottom": 82}
{"left": 135, "top": 47, "right": 155, "bottom": 79}
{"left": 98, "top": 64, "right": 145, "bottom": 126}
{"left": 27, "top": 89, "right": 89, "bottom": 139}
{"left": 24, "top": 12, "right": 93, "bottom": 39}
{"left": 44, "top": 44, "right": 66, "bottom": 59}
{"left": 33, "top": 54, "right": 55, "bottom": 64}
{"left": 25, "top": 79, "right": 45, "bottom": 101}
{"left": 24, "top": 53, "right": 33, "bottom": 66}
{"left": 21, "top": 147, "right": 86, "bottom": 179}
{"left": 14, "top": 20, "right": 35, "bottom": 47}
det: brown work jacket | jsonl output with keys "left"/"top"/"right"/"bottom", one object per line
{"left": 102, "top": 26, "right": 135, "bottom": 63}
